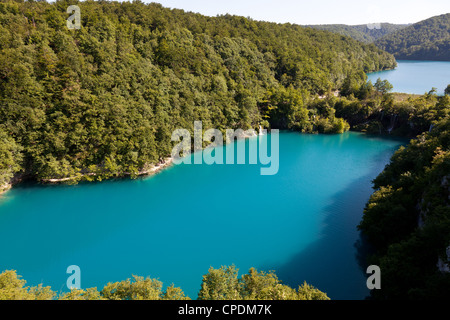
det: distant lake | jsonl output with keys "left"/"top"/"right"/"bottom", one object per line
{"left": 367, "top": 60, "right": 450, "bottom": 95}
{"left": 0, "top": 132, "right": 405, "bottom": 300}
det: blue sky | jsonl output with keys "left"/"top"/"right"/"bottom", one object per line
{"left": 149, "top": 0, "right": 450, "bottom": 25}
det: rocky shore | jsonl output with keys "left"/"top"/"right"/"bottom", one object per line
{"left": 0, "top": 158, "right": 174, "bottom": 194}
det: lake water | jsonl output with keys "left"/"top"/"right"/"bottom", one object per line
{"left": 367, "top": 60, "right": 450, "bottom": 95}
{"left": 0, "top": 132, "right": 405, "bottom": 300}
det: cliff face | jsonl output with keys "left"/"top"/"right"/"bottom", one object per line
{"left": 0, "top": 183, "right": 11, "bottom": 195}
{"left": 442, "top": 175, "right": 450, "bottom": 201}
{"left": 438, "top": 176, "right": 450, "bottom": 273}
{"left": 437, "top": 246, "right": 450, "bottom": 273}
{"left": 419, "top": 175, "right": 450, "bottom": 274}
{"left": 0, "top": 172, "right": 32, "bottom": 195}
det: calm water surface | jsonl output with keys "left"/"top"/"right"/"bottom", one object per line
{"left": 0, "top": 132, "right": 405, "bottom": 299}
{"left": 367, "top": 60, "right": 450, "bottom": 95}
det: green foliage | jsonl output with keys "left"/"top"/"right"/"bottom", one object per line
{"left": 0, "top": 0, "right": 395, "bottom": 186}
{"left": 375, "top": 14, "right": 450, "bottom": 61}
{"left": 198, "top": 265, "right": 242, "bottom": 300}
{"left": 445, "top": 84, "right": 450, "bottom": 95}
{"left": 100, "top": 275, "right": 190, "bottom": 300}
{"left": 0, "top": 270, "right": 55, "bottom": 300}
{"left": 260, "top": 86, "right": 351, "bottom": 134}
{"left": 59, "top": 287, "right": 105, "bottom": 300}
{"left": 198, "top": 265, "right": 329, "bottom": 300}
{"left": 358, "top": 119, "right": 450, "bottom": 299}
{"left": 374, "top": 78, "right": 393, "bottom": 95}
{"left": 0, "top": 128, "right": 22, "bottom": 188}
{"left": 0, "top": 267, "right": 327, "bottom": 300}
{"left": 333, "top": 83, "right": 450, "bottom": 135}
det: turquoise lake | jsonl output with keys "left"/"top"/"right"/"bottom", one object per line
{"left": 367, "top": 60, "right": 450, "bottom": 95}
{"left": 0, "top": 132, "right": 405, "bottom": 300}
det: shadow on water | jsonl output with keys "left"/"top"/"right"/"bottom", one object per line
{"left": 261, "top": 147, "right": 398, "bottom": 300}
{"left": 0, "top": 133, "right": 403, "bottom": 299}
{"left": 363, "top": 133, "right": 412, "bottom": 144}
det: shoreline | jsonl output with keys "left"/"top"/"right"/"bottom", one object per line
{"left": 0, "top": 129, "right": 261, "bottom": 194}
{"left": 137, "top": 157, "right": 174, "bottom": 177}
{"left": 0, "top": 183, "right": 11, "bottom": 196}
{"left": 0, "top": 123, "right": 417, "bottom": 195}
{"left": 41, "top": 157, "right": 174, "bottom": 184}
{"left": 0, "top": 158, "right": 174, "bottom": 194}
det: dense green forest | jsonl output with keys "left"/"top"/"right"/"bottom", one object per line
{"left": 307, "top": 23, "right": 408, "bottom": 44}
{"left": 375, "top": 13, "right": 450, "bottom": 61}
{"left": 309, "top": 79, "right": 449, "bottom": 137}
{"left": 1, "top": 0, "right": 449, "bottom": 301}
{"left": 0, "top": 0, "right": 397, "bottom": 187}
{"left": 358, "top": 118, "right": 450, "bottom": 299}
{"left": 0, "top": 266, "right": 329, "bottom": 300}
{"left": 308, "top": 14, "right": 450, "bottom": 61}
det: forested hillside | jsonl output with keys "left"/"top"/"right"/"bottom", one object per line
{"left": 0, "top": 0, "right": 396, "bottom": 187}
{"left": 375, "top": 13, "right": 450, "bottom": 61}
{"left": 358, "top": 118, "right": 450, "bottom": 299}
{"left": 307, "top": 23, "right": 408, "bottom": 44}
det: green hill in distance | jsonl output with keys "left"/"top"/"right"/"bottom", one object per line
{"left": 375, "top": 13, "right": 450, "bottom": 61}
{"left": 306, "top": 23, "right": 408, "bottom": 43}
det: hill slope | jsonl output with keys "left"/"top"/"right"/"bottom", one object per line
{"left": 359, "top": 118, "right": 450, "bottom": 299}
{"left": 375, "top": 13, "right": 450, "bottom": 60}
{"left": 0, "top": 0, "right": 396, "bottom": 185}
